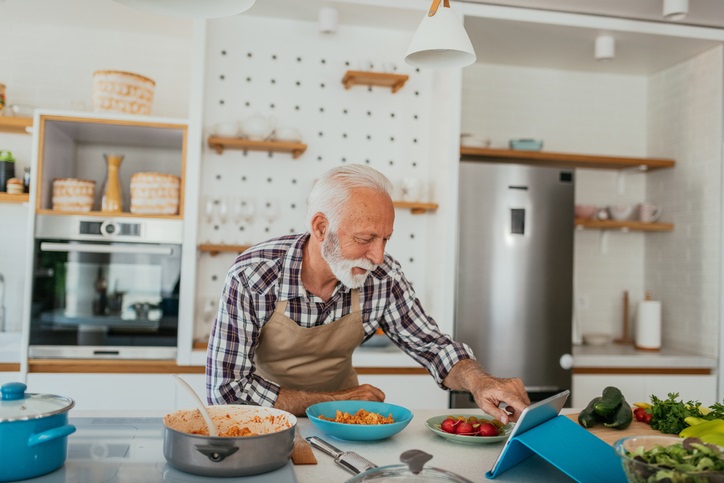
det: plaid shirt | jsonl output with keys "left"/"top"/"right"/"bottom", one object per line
{"left": 206, "top": 233, "right": 474, "bottom": 406}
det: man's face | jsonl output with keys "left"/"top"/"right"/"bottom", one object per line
{"left": 320, "top": 187, "right": 394, "bottom": 288}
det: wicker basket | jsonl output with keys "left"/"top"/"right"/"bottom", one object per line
{"left": 92, "top": 70, "right": 155, "bottom": 116}
{"left": 52, "top": 178, "right": 95, "bottom": 212}
{"left": 130, "top": 172, "right": 180, "bottom": 215}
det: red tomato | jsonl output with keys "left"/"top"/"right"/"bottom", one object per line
{"left": 478, "top": 422, "right": 499, "bottom": 437}
{"left": 440, "top": 418, "right": 458, "bottom": 434}
{"left": 644, "top": 413, "right": 652, "bottom": 424}
{"left": 456, "top": 422, "right": 475, "bottom": 435}
{"left": 634, "top": 408, "right": 647, "bottom": 422}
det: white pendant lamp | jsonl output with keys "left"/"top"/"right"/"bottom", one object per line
{"left": 594, "top": 35, "right": 615, "bottom": 62}
{"left": 663, "top": 0, "right": 688, "bottom": 20}
{"left": 111, "top": 0, "right": 255, "bottom": 19}
{"left": 405, "top": 0, "right": 476, "bottom": 69}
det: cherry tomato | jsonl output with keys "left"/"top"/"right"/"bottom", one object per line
{"left": 634, "top": 408, "right": 647, "bottom": 422}
{"left": 478, "top": 422, "right": 499, "bottom": 437}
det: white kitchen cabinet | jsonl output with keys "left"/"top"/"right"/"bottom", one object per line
{"left": 27, "top": 373, "right": 178, "bottom": 411}
{"left": 358, "top": 374, "right": 449, "bottom": 410}
{"left": 572, "top": 374, "right": 718, "bottom": 408}
{"left": 0, "top": 372, "right": 22, "bottom": 385}
{"left": 173, "top": 374, "right": 450, "bottom": 411}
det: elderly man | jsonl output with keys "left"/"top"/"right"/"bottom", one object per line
{"left": 207, "top": 164, "right": 530, "bottom": 422}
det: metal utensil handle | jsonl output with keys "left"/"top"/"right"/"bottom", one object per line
{"left": 306, "top": 436, "right": 343, "bottom": 458}
{"left": 335, "top": 452, "right": 378, "bottom": 475}
{"left": 40, "top": 242, "right": 173, "bottom": 256}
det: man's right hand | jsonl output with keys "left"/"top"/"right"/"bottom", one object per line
{"left": 332, "top": 384, "right": 385, "bottom": 402}
{"left": 274, "top": 384, "right": 385, "bottom": 416}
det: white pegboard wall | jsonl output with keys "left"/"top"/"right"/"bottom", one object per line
{"left": 194, "top": 15, "right": 439, "bottom": 338}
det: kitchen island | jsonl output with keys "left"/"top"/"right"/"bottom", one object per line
{"left": 35, "top": 409, "right": 581, "bottom": 483}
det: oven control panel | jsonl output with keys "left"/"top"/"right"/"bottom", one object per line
{"left": 80, "top": 220, "right": 142, "bottom": 238}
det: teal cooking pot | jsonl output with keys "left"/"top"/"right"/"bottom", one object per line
{"left": 0, "top": 382, "right": 76, "bottom": 482}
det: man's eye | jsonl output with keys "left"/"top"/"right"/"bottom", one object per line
{"left": 355, "top": 237, "right": 373, "bottom": 244}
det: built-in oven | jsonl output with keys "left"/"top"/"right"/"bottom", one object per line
{"left": 30, "top": 215, "right": 183, "bottom": 359}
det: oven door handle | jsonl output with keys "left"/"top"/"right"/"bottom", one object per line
{"left": 39, "top": 242, "right": 174, "bottom": 256}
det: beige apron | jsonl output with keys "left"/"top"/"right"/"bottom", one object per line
{"left": 255, "top": 289, "right": 364, "bottom": 392}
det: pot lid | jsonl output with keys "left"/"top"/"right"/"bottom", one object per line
{"left": 346, "top": 450, "right": 473, "bottom": 483}
{"left": 0, "top": 382, "right": 75, "bottom": 422}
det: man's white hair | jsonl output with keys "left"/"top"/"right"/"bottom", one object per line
{"left": 306, "top": 164, "right": 393, "bottom": 232}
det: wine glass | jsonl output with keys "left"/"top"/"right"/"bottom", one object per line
{"left": 217, "top": 197, "right": 229, "bottom": 224}
{"left": 262, "top": 198, "right": 280, "bottom": 224}
{"left": 241, "top": 197, "right": 256, "bottom": 224}
{"left": 231, "top": 197, "right": 244, "bottom": 224}
{"left": 204, "top": 196, "right": 216, "bottom": 224}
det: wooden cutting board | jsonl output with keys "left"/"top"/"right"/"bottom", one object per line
{"left": 566, "top": 413, "right": 665, "bottom": 445}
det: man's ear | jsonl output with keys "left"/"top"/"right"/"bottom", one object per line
{"left": 310, "top": 212, "right": 328, "bottom": 241}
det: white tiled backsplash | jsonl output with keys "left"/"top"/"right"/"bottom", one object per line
{"left": 645, "top": 45, "right": 723, "bottom": 357}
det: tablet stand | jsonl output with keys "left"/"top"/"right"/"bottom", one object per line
{"left": 485, "top": 415, "right": 627, "bottom": 482}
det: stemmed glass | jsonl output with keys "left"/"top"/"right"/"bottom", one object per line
{"left": 203, "top": 196, "right": 230, "bottom": 244}
{"left": 262, "top": 198, "right": 280, "bottom": 224}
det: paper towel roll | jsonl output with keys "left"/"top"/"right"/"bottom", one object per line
{"left": 635, "top": 300, "right": 661, "bottom": 350}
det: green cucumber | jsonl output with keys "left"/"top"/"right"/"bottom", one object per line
{"left": 593, "top": 386, "right": 624, "bottom": 417}
{"left": 578, "top": 396, "right": 602, "bottom": 428}
{"left": 603, "top": 399, "right": 633, "bottom": 429}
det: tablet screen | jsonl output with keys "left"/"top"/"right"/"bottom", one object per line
{"left": 487, "top": 390, "right": 570, "bottom": 477}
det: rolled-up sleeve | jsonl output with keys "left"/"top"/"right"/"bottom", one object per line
{"left": 206, "top": 271, "right": 281, "bottom": 406}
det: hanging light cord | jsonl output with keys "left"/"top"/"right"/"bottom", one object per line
{"left": 428, "top": 0, "right": 451, "bottom": 17}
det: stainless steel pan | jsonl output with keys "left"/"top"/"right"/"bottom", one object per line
{"left": 163, "top": 405, "right": 296, "bottom": 477}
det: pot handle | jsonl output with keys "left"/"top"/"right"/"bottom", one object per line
{"left": 194, "top": 444, "right": 240, "bottom": 463}
{"left": 28, "top": 424, "right": 77, "bottom": 447}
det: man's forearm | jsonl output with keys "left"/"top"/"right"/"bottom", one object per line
{"left": 273, "top": 387, "right": 335, "bottom": 416}
{"left": 442, "top": 359, "right": 493, "bottom": 392}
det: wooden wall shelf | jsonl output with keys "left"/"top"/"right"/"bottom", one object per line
{"left": 0, "top": 117, "right": 33, "bottom": 134}
{"left": 393, "top": 201, "right": 438, "bottom": 214}
{"left": 207, "top": 136, "right": 307, "bottom": 158}
{"left": 0, "top": 193, "right": 29, "bottom": 203}
{"left": 198, "top": 244, "right": 251, "bottom": 256}
{"left": 36, "top": 209, "right": 181, "bottom": 219}
{"left": 460, "top": 147, "right": 675, "bottom": 171}
{"left": 342, "top": 71, "right": 409, "bottom": 93}
{"left": 575, "top": 219, "right": 674, "bottom": 232}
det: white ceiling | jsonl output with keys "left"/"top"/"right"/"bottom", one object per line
{"left": 249, "top": 0, "right": 724, "bottom": 75}
{"left": 464, "top": 0, "right": 724, "bottom": 29}
{"left": 7, "top": 0, "right": 724, "bottom": 76}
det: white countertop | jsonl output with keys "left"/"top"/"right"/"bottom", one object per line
{"left": 572, "top": 343, "right": 717, "bottom": 369}
{"left": 62, "top": 409, "right": 578, "bottom": 483}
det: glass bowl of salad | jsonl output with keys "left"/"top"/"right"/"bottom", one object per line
{"left": 614, "top": 435, "right": 724, "bottom": 483}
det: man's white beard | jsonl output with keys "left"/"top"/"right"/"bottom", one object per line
{"left": 321, "top": 232, "right": 377, "bottom": 289}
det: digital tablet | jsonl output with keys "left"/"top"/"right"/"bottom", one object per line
{"left": 486, "top": 389, "right": 570, "bottom": 479}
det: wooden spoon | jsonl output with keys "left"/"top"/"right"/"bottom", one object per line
{"left": 171, "top": 374, "right": 219, "bottom": 437}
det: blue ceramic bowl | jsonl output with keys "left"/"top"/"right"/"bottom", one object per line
{"left": 306, "top": 401, "right": 413, "bottom": 441}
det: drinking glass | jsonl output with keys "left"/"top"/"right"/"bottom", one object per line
{"left": 262, "top": 198, "right": 280, "bottom": 224}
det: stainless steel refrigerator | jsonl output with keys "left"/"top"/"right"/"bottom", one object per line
{"left": 452, "top": 161, "right": 574, "bottom": 407}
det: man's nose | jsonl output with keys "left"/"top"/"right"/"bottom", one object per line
{"left": 367, "top": 240, "right": 385, "bottom": 265}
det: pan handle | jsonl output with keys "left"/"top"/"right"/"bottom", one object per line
{"left": 194, "top": 444, "right": 240, "bottom": 463}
